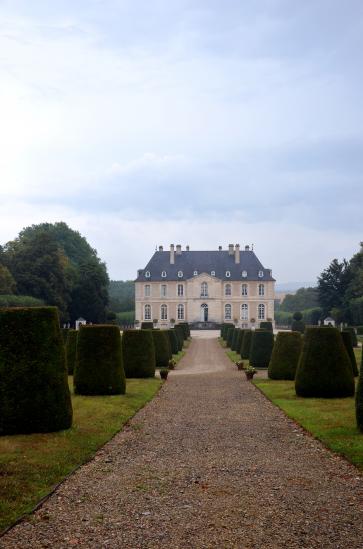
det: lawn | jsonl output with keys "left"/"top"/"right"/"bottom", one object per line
{"left": 253, "top": 378, "right": 363, "bottom": 471}
{"left": 0, "top": 377, "right": 162, "bottom": 533}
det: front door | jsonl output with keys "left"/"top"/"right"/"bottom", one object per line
{"left": 201, "top": 303, "right": 208, "bottom": 322}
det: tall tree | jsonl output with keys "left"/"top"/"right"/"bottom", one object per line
{"left": 0, "top": 265, "right": 16, "bottom": 295}
{"left": 317, "top": 258, "right": 351, "bottom": 316}
{"left": 280, "top": 287, "right": 319, "bottom": 312}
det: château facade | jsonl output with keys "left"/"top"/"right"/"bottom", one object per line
{"left": 135, "top": 244, "right": 276, "bottom": 328}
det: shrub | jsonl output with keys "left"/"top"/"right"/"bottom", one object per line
{"left": 293, "top": 311, "right": 303, "bottom": 321}
{"left": 61, "top": 327, "right": 70, "bottom": 343}
{"left": 231, "top": 328, "right": 240, "bottom": 351}
{"left": 220, "top": 323, "right": 227, "bottom": 338}
{"left": 356, "top": 351, "right": 363, "bottom": 432}
{"left": 268, "top": 332, "right": 302, "bottom": 380}
{"left": 343, "top": 327, "right": 358, "bottom": 348}
{"left": 291, "top": 318, "right": 305, "bottom": 333}
{"left": 174, "top": 325, "right": 185, "bottom": 351}
{"left": 240, "top": 330, "right": 252, "bottom": 359}
{"left": 226, "top": 326, "right": 235, "bottom": 348}
{"left": 341, "top": 331, "right": 359, "bottom": 376}
{"left": 295, "top": 327, "right": 354, "bottom": 398}
{"left": 236, "top": 329, "right": 246, "bottom": 357}
{"left": 152, "top": 330, "right": 171, "bottom": 368}
{"left": 65, "top": 329, "right": 78, "bottom": 375}
{"left": 222, "top": 323, "right": 231, "bottom": 340}
{"left": 356, "top": 326, "right": 363, "bottom": 335}
{"left": 141, "top": 321, "right": 154, "bottom": 329}
{"left": 74, "top": 325, "right": 125, "bottom": 395}
{"left": 122, "top": 329, "right": 155, "bottom": 378}
{"left": 0, "top": 307, "right": 72, "bottom": 435}
{"left": 260, "top": 321, "right": 273, "bottom": 332}
{"left": 179, "top": 322, "right": 190, "bottom": 338}
{"left": 249, "top": 330, "right": 274, "bottom": 369}
{"left": 167, "top": 329, "right": 179, "bottom": 355}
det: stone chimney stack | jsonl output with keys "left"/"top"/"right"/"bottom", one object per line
{"left": 170, "top": 244, "right": 175, "bottom": 264}
{"left": 228, "top": 244, "right": 234, "bottom": 256}
{"left": 245, "top": 245, "right": 250, "bottom": 251}
{"left": 176, "top": 244, "right": 182, "bottom": 255}
{"left": 218, "top": 246, "right": 222, "bottom": 251}
{"left": 235, "top": 243, "right": 240, "bottom": 264}
{"left": 158, "top": 245, "right": 163, "bottom": 252}
{"left": 186, "top": 245, "right": 190, "bottom": 251}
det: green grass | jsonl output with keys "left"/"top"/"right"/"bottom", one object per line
{"left": 0, "top": 376, "right": 161, "bottom": 532}
{"left": 226, "top": 350, "right": 241, "bottom": 363}
{"left": 174, "top": 350, "right": 186, "bottom": 364}
{"left": 253, "top": 378, "right": 363, "bottom": 471}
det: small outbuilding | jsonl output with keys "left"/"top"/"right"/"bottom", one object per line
{"left": 323, "top": 316, "right": 335, "bottom": 327}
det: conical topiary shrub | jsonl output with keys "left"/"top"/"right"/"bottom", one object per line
{"left": 227, "top": 326, "right": 235, "bottom": 348}
{"left": 74, "top": 325, "right": 126, "bottom": 395}
{"left": 355, "top": 351, "right": 363, "bottom": 431}
{"left": 65, "top": 329, "right": 78, "bottom": 375}
{"left": 231, "top": 328, "right": 240, "bottom": 352}
{"left": 236, "top": 329, "right": 246, "bottom": 357}
{"left": 223, "top": 324, "right": 231, "bottom": 341}
{"left": 295, "top": 327, "right": 354, "bottom": 398}
{"left": 343, "top": 327, "right": 358, "bottom": 348}
{"left": 152, "top": 330, "right": 171, "bottom": 368}
{"left": 166, "top": 329, "right": 179, "bottom": 355}
{"left": 291, "top": 312, "right": 305, "bottom": 334}
{"left": 249, "top": 330, "right": 274, "bottom": 369}
{"left": 240, "top": 330, "right": 252, "bottom": 359}
{"left": 268, "top": 331, "right": 302, "bottom": 380}
{"left": 0, "top": 307, "right": 72, "bottom": 435}
{"left": 174, "top": 325, "right": 185, "bottom": 351}
{"left": 341, "top": 331, "right": 359, "bottom": 376}
{"left": 122, "top": 329, "right": 156, "bottom": 378}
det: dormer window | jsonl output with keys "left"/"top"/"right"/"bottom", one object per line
{"left": 258, "top": 270, "right": 264, "bottom": 278}
{"left": 161, "top": 271, "right": 167, "bottom": 278}
{"left": 193, "top": 270, "right": 198, "bottom": 276}
{"left": 178, "top": 271, "right": 183, "bottom": 278}
{"left": 211, "top": 271, "right": 215, "bottom": 276}
{"left": 242, "top": 270, "right": 247, "bottom": 278}
{"left": 145, "top": 271, "right": 151, "bottom": 278}
{"left": 225, "top": 271, "right": 231, "bottom": 278}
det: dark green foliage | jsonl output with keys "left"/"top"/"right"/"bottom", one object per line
{"left": 295, "top": 327, "right": 354, "bottom": 398}
{"left": 0, "top": 307, "right": 72, "bottom": 434}
{"left": 152, "top": 330, "right": 171, "bottom": 368}
{"left": 268, "top": 332, "right": 302, "bottom": 380}
{"left": 65, "top": 329, "right": 78, "bottom": 375}
{"left": 108, "top": 280, "right": 134, "bottom": 312}
{"left": 141, "top": 322, "right": 154, "bottom": 329}
{"left": 167, "top": 329, "right": 179, "bottom": 355}
{"left": 236, "top": 329, "right": 246, "bottom": 356}
{"left": 318, "top": 258, "right": 351, "bottom": 316}
{"left": 340, "top": 331, "right": 358, "bottom": 376}
{"left": 122, "top": 329, "right": 156, "bottom": 378}
{"left": 0, "top": 264, "right": 16, "bottom": 294}
{"left": 240, "top": 330, "right": 252, "bottom": 359}
{"left": 231, "top": 328, "right": 240, "bottom": 351}
{"left": 222, "top": 323, "right": 231, "bottom": 340}
{"left": 74, "top": 325, "right": 125, "bottom": 395}
{"left": 291, "top": 319, "right": 305, "bottom": 333}
{"left": 355, "top": 351, "right": 363, "bottom": 432}
{"left": 343, "top": 327, "right": 358, "bottom": 348}
{"left": 280, "top": 287, "right": 319, "bottom": 312}
{"left": 356, "top": 325, "right": 363, "bottom": 335}
{"left": 179, "top": 322, "right": 191, "bottom": 338}
{"left": 293, "top": 311, "right": 303, "bottom": 321}
{"left": 249, "top": 330, "right": 274, "bottom": 369}
{"left": 260, "top": 321, "right": 273, "bottom": 332}
{"left": 174, "top": 325, "right": 185, "bottom": 351}
{"left": 0, "top": 295, "right": 45, "bottom": 308}
{"left": 226, "top": 326, "right": 235, "bottom": 348}
{"left": 61, "top": 327, "right": 69, "bottom": 343}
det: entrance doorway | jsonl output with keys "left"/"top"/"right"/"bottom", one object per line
{"left": 200, "top": 303, "right": 208, "bottom": 322}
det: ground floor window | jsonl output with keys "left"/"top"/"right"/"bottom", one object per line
{"left": 144, "top": 304, "right": 151, "bottom": 320}
{"left": 177, "top": 304, "right": 184, "bottom": 320}
{"left": 241, "top": 303, "right": 248, "bottom": 320}
{"left": 161, "top": 304, "right": 168, "bottom": 320}
{"left": 258, "top": 303, "right": 265, "bottom": 320}
{"left": 225, "top": 303, "right": 232, "bottom": 320}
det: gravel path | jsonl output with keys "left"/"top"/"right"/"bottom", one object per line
{"left": 2, "top": 335, "right": 363, "bottom": 548}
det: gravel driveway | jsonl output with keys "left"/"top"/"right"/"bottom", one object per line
{"left": 2, "top": 334, "right": 363, "bottom": 548}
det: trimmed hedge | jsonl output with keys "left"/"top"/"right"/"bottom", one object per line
{"left": 222, "top": 323, "right": 230, "bottom": 340}
{"left": 236, "top": 329, "right": 246, "bottom": 357}
{"left": 295, "top": 327, "right": 354, "bottom": 398}
{"left": 61, "top": 327, "right": 70, "bottom": 343}
{"left": 141, "top": 322, "right": 154, "bottom": 329}
{"left": 179, "top": 322, "right": 190, "bottom": 338}
{"left": 260, "top": 321, "right": 273, "bottom": 332}
{"left": 356, "top": 326, "right": 363, "bottom": 335}
{"left": 174, "top": 325, "right": 185, "bottom": 351}
{"left": 249, "top": 330, "right": 274, "bottom": 369}
{"left": 268, "top": 331, "right": 302, "bottom": 380}
{"left": 65, "top": 329, "right": 78, "bottom": 375}
{"left": 291, "top": 319, "right": 305, "bottom": 333}
{"left": 240, "top": 330, "right": 252, "bottom": 359}
{"left": 74, "top": 325, "right": 125, "bottom": 395}
{"left": 231, "top": 328, "right": 240, "bottom": 351}
{"left": 0, "top": 307, "right": 72, "bottom": 435}
{"left": 226, "top": 326, "right": 235, "bottom": 348}
{"left": 356, "top": 350, "right": 363, "bottom": 432}
{"left": 122, "top": 329, "right": 156, "bottom": 378}
{"left": 152, "top": 330, "right": 171, "bottom": 368}
{"left": 167, "top": 329, "right": 179, "bottom": 355}
{"left": 341, "top": 331, "right": 359, "bottom": 377}
{"left": 343, "top": 327, "right": 358, "bottom": 348}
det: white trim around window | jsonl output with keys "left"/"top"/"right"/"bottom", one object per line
{"left": 161, "top": 304, "right": 168, "bottom": 320}
{"left": 241, "top": 283, "right": 248, "bottom": 296}
{"left": 177, "top": 283, "right": 184, "bottom": 297}
{"left": 225, "top": 283, "right": 232, "bottom": 296}
{"left": 258, "top": 303, "right": 265, "bottom": 320}
{"left": 144, "top": 284, "right": 151, "bottom": 297}
{"left": 160, "top": 284, "right": 167, "bottom": 297}
{"left": 224, "top": 303, "right": 232, "bottom": 320}
{"left": 144, "top": 304, "right": 151, "bottom": 320}
{"left": 177, "top": 303, "right": 184, "bottom": 320}
{"left": 258, "top": 283, "right": 265, "bottom": 296}
{"left": 241, "top": 303, "right": 248, "bottom": 320}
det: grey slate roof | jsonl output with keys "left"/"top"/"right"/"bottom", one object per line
{"left": 136, "top": 250, "right": 275, "bottom": 282}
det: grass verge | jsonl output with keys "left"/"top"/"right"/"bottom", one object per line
{"left": 253, "top": 378, "right": 363, "bottom": 471}
{"left": 0, "top": 376, "right": 162, "bottom": 532}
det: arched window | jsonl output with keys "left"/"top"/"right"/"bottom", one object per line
{"left": 224, "top": 304, "right": 232, "bottom": 320}
{"left": 161, "top": 304, "right": 168, "bottom": 320}
{"left": 161, "top": 284, "right": 167, "bottom": 297}
{"left": 241, "top": 283, "right": 248, "bottom": 296}
{"left": 161, "top": 271, "right": 167, "bottom": 278}
{"left": 177, "top": 284, "right": 184, "bottom": 297}
{"left": 241, "top": 303, "right": 248, "bottom": 320}
{"left": 258, "top": 304, "right": 265, "bottom": 320}
{"left": 193, "top": 270, "right": 198, "bottom": 276}
{"left": 242, "top": 270, "right": 247, "bottom": 278}
{"left": 145, "top": 271, "right": 151, "bottom": 278}
{"left": 258, "top": 284, "right": 265, "bottom": 296}
{"left": 201, "top": 282, "right": 208, "bottom": 297}
{"left": 178, "top": 271, "right": 183, "bottom": 278}
{"left": 225, "top": 283, "right": 232, "bottom": 296}
{"left": 144, "top": 284, "right": 150, "bottom": 297}
{"left": 177, "top": 304, "right": 184, "bottom": 320}
{"left": 258, "top": 270, "right": 264, "bottom": 278}
{"left": 144, "top": 304, "right": 151, "bottom": 320}
{"left": 225, "top": 271, "right": 231, "bottom": 278}
{"left": 211, "top": 271, "right": 215, "bottom": 276}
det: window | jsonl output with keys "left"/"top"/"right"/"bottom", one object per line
{"left": 201, "top": 282, "right": 208, "bottom": 297}
{"left": 178, "top": 271, "right": 183, "bottom": 278}
{"left": 144, "top": 304, "right": 151, "bottom": 320}
{"left": 161, "top": 271, "right": 167, "bottom": 278}
{"left": 258, "top": 283, "right": 265, "bottom": 296}
{"left": 144, "top": 284, "right": 151, "bottom": 297}
{"left": 145, "top": 271, "right": 151, "bottom": 278}
{"left": 258, "top": 270, "right": 264, "bottom": 278}
{"left": 193, "top": 270, "right": 198, "bottom": 276}
{"left": 241, "top": 303, "right": 248, "bottom": 320}
{"left": 258, "top": 304, "right": 265, "bottom": 320}
{"left": 177, "top": 304, "right": 184, "bottom": 320}
{"left": 211, "top": 271, "right": 215, "bottom": 276}
{"left": 225, "top": 283, "right": 232, "bottom": 296}
{"left": 241, "top": 283, "right": 248, "bottom": 296}
{"left": 242, "top": 270, "right": 247, "bottom": 278}
{"left": 161, "top": 304, "right": 168, "bottom": 320}
{"left": 177, "top": 284, "right": 184, "bottom": 297}
{"left": 161, "top": 284, "right": 167, "bottom": 297}
{"left": 225, "top": 271, "right": 231, "bottom": 278}
{"left": 224, "top": 304, "right": 232, "bottom": 320}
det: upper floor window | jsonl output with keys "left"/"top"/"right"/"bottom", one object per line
{"left": 161, "top": 271, "right": 167, "bottom": 278}
{"left": 144, "top": 284, "right": 151, "bottom": 297}
{"left": 193, "top": 270, "right": 198, "bottom": 276}
{"left": 225, "top": 283, "right": 232, "bottom": 296}
{"left": 161, "top": 284, "right": 167, "bottom": 297}
{"left": 144, "top": 304, "right": 151, "bottom": 320}
{"left": 177, "top": 303, "right": 184, "bottom": 320}
{"left": 258, "top": 270, "right": 264, "bottom": 278}
{"left": 225, "top": 271, "right": 231, "bottom": 278}
{"left": 161, "top": 304, "right": 168, "bottom": 320}
{"left": 178, "top": 271, "right": 183, "bottom": 278}
{"left": 241, "top": 283, "right": 248, "bottom": 296}
{"left": 211, "top": 271, "right": 215, "bottom": 276}
{"left": 258, "top": 283, "right": 265, "bottom": 296}
{"left": 224, "top": 303, "right": 232, "bottom": 320}
{"left": 177, "top": 284, "right": 184, "bottom": 297}
{"left": 201, "top": 282, "right": 208, "bottom": 297}
{"left": 242, "top": 270, "right": 247, "bottom": 278}
{"left": 241, "top": 303, "right": 248, "bottom": 320}
{"left": 145, "top": 271, "right": 151, "bottom": 278}
{"left": 258, "top": 303, "right": 265, "bottom": 320}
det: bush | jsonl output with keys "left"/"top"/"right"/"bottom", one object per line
{"left": 295, "top": 327, "right": 354, "bottom": 398}
{"left": 174, "top": 325, "right": 185, "bottom": 351}
{"left": 222, "top": 323, "right": 231, "bottom": 340}
{"left": 74, "top": 325, "right": 125, "bottom": 395}
{"left": 226, "top": 326, "right": 235, "bottom": 348}
{"left": 293, "top": 311, "right": 303, "bottom": 321}
{"left": 167, "top": 329, "right": 179, "bottom": 355}
{"left": 240, "top": 330, "right": 252, "bottom": 359}
{"left": 122, "top": 329, "right": 156, "bottom": 378}
{"left": 0, "top": 294, "right": 45, "bottom": 308}
{"left": 356, "top": 326, "right": 363, "bottom": 335}
{"left": 260, "top": 321, "right": 273, "bottom": 332}
{"left": 0, "top": 307, "right": 72, "bottom": 434}
{"left": 341, "top": 331, "right": 358, "bottom": 376}
{"left": 236, "top": 329, "right": 246, "bottom": 356}
{"left": 249, "top": 330, "right": 274, "bottom": 369}
{"left": 356, "top": 351, "right": 363, "bottom": 432}
{"left": 141, "top": 322, "right": 154, "bottom": 329}
{"left": 179, "top": 322, "right": 190, "bottom": 338}
{"left": 61, "top": 327, "right": 69, "bottom": 343}
{"left": 291, "top": 318, "right": 305, "bottom": 333}
{"left": 152, "top": 330, "right": 171, "bottom": 368}
{"left": 220, "top": 323, "right": 227, "bottom": 338}
{"left": 268, "top": 332, "right": 302, "bottom": 380}
{"left": 343, "top": 327, "right": 358, "bottom": 348}
{"left": 231, "top": 328, "right": 240, "bottom": 351}
{"left": 65, "top": 329, "right": 78, "bottom": 375}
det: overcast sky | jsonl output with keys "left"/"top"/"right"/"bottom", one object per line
{"left": 0, "top": 0, "right": 362, "bottom": 283}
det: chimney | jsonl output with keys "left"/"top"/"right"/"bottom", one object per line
{"left": 158, "top": 245, "right": 163, "bottom": 252}
{"left": 245, "top": 245, "right": 250, "bottom": 251}
{"left": 186, "top": 245, "right": 190, "bottom": 251}
{"left": 170, "top": 244, "right": 175, "bottom": 264}
{"left": 235, "top": 243, "right": 240, "bottom": 264}
{"left": 218, "top": 246, "right": 222, "bottom": 251}
{"left": 228, "top": 244, "right": 234, "bottom": 256}
{"left": 176, "top": 244, "right": 182, "bottom": 255}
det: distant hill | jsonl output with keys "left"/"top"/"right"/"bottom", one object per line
{"left": 275, "top": 281, "right": 316, "bottom": 293}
